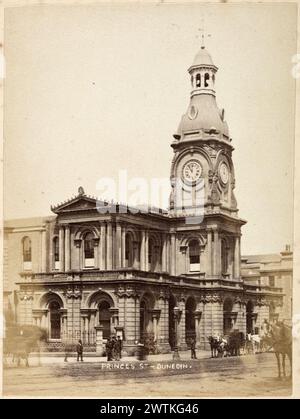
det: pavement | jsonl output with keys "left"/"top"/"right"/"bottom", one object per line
{"left": 23, "top": 349, "right": 208, "bottom": 365}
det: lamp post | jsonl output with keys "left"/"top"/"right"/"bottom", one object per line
{"left": 173, "top": 306, "right": 180, "bottom": 360}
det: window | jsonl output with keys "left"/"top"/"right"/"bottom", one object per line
{"left": 189, "top": 240, "right": 200, "bottom": 272}
{"left": 196, "top": 73, "right": 201, "bottom": 88}
{"left": 84, "top": 232, "right": 94, "bottom": 267}
{"left": 204, "top": 73, "right": 210, "bottom": 87}
{"left": 125, "top": 234, "right": 133, "bottom": 267}
{"left": 53, "top": 237, "right": 60, "bottom": 270}
{"left": 269, "top": 276, "right": 275, "bottom": 287}
{"left": 22, "top": 237, "right": 32, "bottom": 270}
{"left": 22, "top": 237, "right": 31, "bottom": 262}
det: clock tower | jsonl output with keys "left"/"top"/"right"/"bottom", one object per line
{"left": 170, "top": 46, "right": 238, "bottom": 217}
{"left": 169, "top": 45, "right": 246, "bottom": 281}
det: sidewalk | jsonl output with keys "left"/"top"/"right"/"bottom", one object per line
{"left": 25, "top": 349, "right": 210, "bottom": 365}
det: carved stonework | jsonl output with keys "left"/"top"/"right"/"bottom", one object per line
{"left": 115, "top": 285, "right": 140, "bottom": 299}
{"left": 257, "top": 298, "right": 269, "bottom": 307}
{"left": 19, "top": 291, "right": 34, "bottom": 301}
{"left": 64, "top": 286, "right": 82, "bottom": 299}
{"left": 200, "top": 293, "right": 224, "bottom": 304}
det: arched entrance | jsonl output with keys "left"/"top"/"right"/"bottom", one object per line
{"left": 223, "top": 298, "right": 234, "bottom": 335}
{"left": 98, "top": 301, "right": 111, "bottom": 339}
{"left": 49, "top": 301, "right": 61, "bottom": 339}
{"left": 185, "top": 297, "right": 196, "bottom": 343}
{"left": 168, "top": 294, "right": 176, "bottom": 350}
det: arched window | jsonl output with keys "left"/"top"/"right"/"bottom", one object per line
{"left": 204, "top": 73, "right": 210, "bottom": 87}
{"left": 22, "top": 237, "right": 32, "bottom": 270}
{"left": 84, "top": 232, "right": 94, "bottom": 267}
{"left": 189, "top": 240, "right": 200, "bottom": 272}
{"left": 49, "top": 301, "right": 61, "bottom": 340}
{"left": 196, "top": 73, "right": 201, "bottom": 87}
{"left": 125, "top": 233, "right": 133, "bottom": 268}
{"left": 53, "top": 237, "right": 60, "bottom": 270}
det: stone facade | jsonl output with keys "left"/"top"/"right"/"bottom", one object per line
{"left": 3, "top": 47, "right": 286, "bottom": 354}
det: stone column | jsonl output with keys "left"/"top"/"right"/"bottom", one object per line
{"left": 170, "top": 232, "right": 176, "bottom": 276}
{"left": 93, "top": 238, "right": 99, "bottom": 269}
{"left": 64, "top": 225, "right": 71, "bottom": 272}
{"left": 41, "top": 230, "right": 47, "bottom": 273}
{"left": 213, "top": 228, "right": 219, "bottom": 276}
{"left": 115, "top": 222, "right": 122, "bottom": 269}
{"left": 109, "top": 308, "right": 119, "bottom": 334}
{"left": 178, "top": 300, "right": 186, "bottom": 349}
{"left": 106, "top": 222, "right": 113, "bottom": 270}
{"left": 207, "top": 229, "right": 212, "bottom": 276}
{"left": 59, "top": 226, "right": 65, "bottom": 272}
{"left": 140, "top": 230, "right": 146, "bottom": 271}
{"left": 121, "top": 225, "right": 126, "bottom": 268}
{"left": 161, "top": 234, "right": 167, "bottom": 272}
{"left": 194, "top": 310, "right": 202, "bottom": 348}
{"left": 234, "top": 235, "right": 241, "bottom": 279}
{"left": 145, "top": 230, "right": 149, "bottom": 272}
{"left": 151, "top": 309, "right": 161, "bottom": 342}
{"left": 133, "top": 241, "right": 139, "bottom": 269}
{"left": 100, "top": 223, "right": 106, "bottom": 270}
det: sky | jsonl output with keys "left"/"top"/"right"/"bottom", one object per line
{"left": 4, "top": 2, "right": 297, "bottom": 255}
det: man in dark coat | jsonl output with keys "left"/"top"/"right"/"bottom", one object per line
{"left": 106, "top": 338, "right": 113, "bottom": 361}
{"left": 76, "top": 339, "right": 83, "bottom": 362}
{"left": 190, "top": 337, "right": 197, "bottom": 359}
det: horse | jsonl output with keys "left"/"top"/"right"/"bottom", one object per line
{"left": 4, "top": 324, "right": 47, "bottom": 367}
{"left": 264, "top": 322, "right": 292, "bottom": 380}
{"left": 208, "top": 336, "right": 220, "bottom": 358}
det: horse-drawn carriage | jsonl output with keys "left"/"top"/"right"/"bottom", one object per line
{"left": 208, "top": 330, "right": 245, "bottom": 358}
{"left": 3, "top": 324, "right": 47, "bottom": 367}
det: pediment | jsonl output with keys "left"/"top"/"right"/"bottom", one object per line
{"left": 51, "top": 195, "right": 98, "bottom": 214}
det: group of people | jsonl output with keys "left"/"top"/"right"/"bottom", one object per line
{"left": 64, "top": 336, "right": 123, "bottom": 362}
{"left": 105, "top": 336, "right": 122, "bottom": 361}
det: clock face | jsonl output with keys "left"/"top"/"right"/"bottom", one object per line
{"left": 219, "top": 162, "right": 229, "bottom": 184}
{"left": 182, "top": 160, "right": 202, "bottom": 182}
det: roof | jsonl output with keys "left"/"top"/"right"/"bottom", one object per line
{"left": 191, "top": 47, "right": 215, "bottom": 67}
{"left": 176, "top": 94, "right": 229, "bottom": 138}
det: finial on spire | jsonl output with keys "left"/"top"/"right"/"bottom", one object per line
{"left": 197, "top": 18, "right": 211, "bottom": 49}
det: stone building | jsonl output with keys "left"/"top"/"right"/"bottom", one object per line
{"left": 241, "top": 246, "right": 293, "bottom": 326}
{"left": 3, "top": 47, "right": 285, "bottom": 354}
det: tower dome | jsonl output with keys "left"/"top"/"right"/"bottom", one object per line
{"left": 191, "top": 46, "right": 215, "bottom": 67}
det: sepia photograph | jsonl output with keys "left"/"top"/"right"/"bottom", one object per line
{"left": 1, "top": 0, "right": 299, "bottom": 400}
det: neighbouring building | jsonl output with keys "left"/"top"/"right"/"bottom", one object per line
{"left": 3, "top": 46, "right": 287, "bottom": 354}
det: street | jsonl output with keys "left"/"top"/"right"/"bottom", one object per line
{"left": 3, "top": 352, "right": 292, "bottom": 398}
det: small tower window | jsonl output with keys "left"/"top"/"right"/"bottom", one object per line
{"left": 191, "top": 75, "right": 194, "bottom": 87}
{"left": 196, "top": 73, "right": 201, "bottom": 88}
{"left": 204, "top": 73, "right": 210, "bottom": 87}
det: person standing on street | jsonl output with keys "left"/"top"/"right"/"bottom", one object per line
{"left": 190, "top": 337, "right": 197, "bottom": 359}
{"left": 76, "top": 339, "right": 84, "bottom": 362}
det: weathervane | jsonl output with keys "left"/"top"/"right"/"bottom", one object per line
{"left": 197, "top": 18, "right": 211, "bottom": 49}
